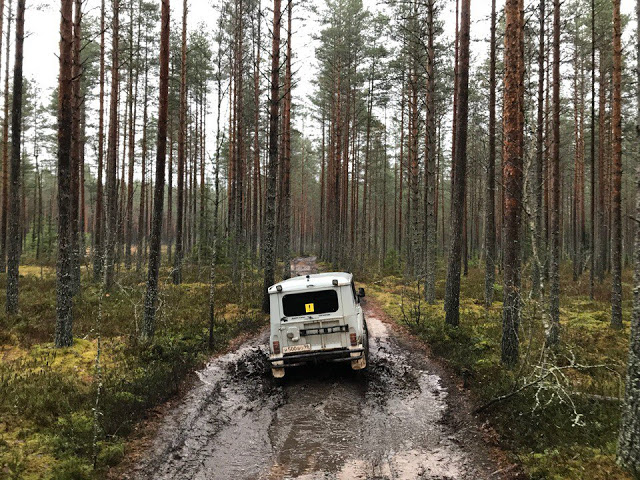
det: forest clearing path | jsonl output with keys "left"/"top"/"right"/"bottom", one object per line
{"left": 126, "top": 257, "right": 515, "bottom": 480}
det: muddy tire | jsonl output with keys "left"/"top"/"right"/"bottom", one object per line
{"left": 352, "top": 320, "right": 370, "bottom": 371}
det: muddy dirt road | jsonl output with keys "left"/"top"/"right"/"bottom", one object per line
{"left": 128, "top": 258, "right": 508, "bottom": 480}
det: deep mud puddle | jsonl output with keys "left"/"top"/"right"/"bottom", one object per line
{"left": 129, "top": 309, "right": 498, "bottom": 480}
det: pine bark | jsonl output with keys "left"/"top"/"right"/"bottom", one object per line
{"left": 262, "top": 0, "right": 281, "bottom": 313}
{"left": 0, "top": 0, "right": 12, "bottom": 273}
{"left": 93, "top": 0, "right": 105, "bottom": 281}
{"left": 5, "top": 0, "right": 24, "bottom": 314}
{"left": 617, "top": 0, "right": 640, "bottom": 470}
{"left": 484, "top": 0, "right": 497, "bottom": 306}
{"left": 104, "top": 0, "right": 120, "bottom": 290}
{"left": 590, "top": 0, "right": 596, "bottom": 298}
{"left": 142, "top": 0, "right": 170, "bottom": 340}
{"left": 501, "top": 0, "right": 524, "bottom": 366}
{"left": 125, "top": 0, "right": 138, "bottom": 270}
{"left": 281, "top": 0, "right": 292, "bottom": 279}
{"left": 55, "top": 0, "right": 74, "bottom": 347}
{"left": 531, "top": 0, "right": 545, "bottom": 299}
{"left": 611, "top": 0, "right": 623, "bottom": 328}
{"left": 172, "top": 0, "right": 187, "bottom": 285}
{"left": 70, "top": 0, "right": 82, "bottom": 291}
{"left": 444, "top": 0, "right": 470, "bottom": 327}
{"left": 424, "top": 0, "right": 437, "bottom": 304}
{"left": 548, "top": 0, "right": 561, "bottom": 346}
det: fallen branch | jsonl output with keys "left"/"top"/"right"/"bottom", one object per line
{"left": 474, "top": 362, "right": 615, "bottom": 414}
{"left": 474, "top": 371, "right": 553, "bottom": 414}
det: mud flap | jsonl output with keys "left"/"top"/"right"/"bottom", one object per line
{"left": 272, "top": 367, "right": 285, "bottom": 378}
{"left": 351, "top": 356, "right": 367, "bottom": 370}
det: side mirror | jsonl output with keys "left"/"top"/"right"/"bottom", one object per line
{"left": 357, "top": 287, "right": 366, "bottom": 298}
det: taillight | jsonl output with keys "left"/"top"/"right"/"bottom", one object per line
{"left": 273, "top": 341, "right": 280, "bottom": 354}
{"left": 350, "top": 333, "right": 357, "bottom": 346}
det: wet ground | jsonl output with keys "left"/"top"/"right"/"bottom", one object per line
{"left": 127, "top": 258, "right": 508, "bottom": 480}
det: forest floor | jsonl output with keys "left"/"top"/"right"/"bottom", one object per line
{"left": 116, "top": 256, "right": 517, "bottom": 480}
{"left": 364, "top": 262, "right": 634, "bottom": 480}
{"left": 0, "top": 257, "right": 634, "bottom": 479}
{"left": 0, "top": 261, "right": 267, "bottom": 479}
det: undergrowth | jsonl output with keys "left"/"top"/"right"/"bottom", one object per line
{"left": 365, "top": 262, "right": 633, "bottom": 480}
{"left": 0, "top": 260, "right": 267, "bottom": 479}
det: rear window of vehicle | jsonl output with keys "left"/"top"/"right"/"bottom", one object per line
{"left": 282, "top": 289, "right": 339, "bottom": 317}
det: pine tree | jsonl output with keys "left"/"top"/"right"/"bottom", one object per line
{"left": 501, "top": 0, "right": 525, "bottom": 366}
{"left": 484, "top": 0, "right": 497, "bottom": 306}
{"left": 142, "top": 0, "right": 170, "bottom": 340}
{"left": 172, "top": 0, "right": 187, "bottom": 285}
{"left": 444, "top": 0, "right": 470, "bottom": 327}
{"left": 610, "top": 0, "right": 623, "bottom": 329}
{"left": 548, "top": 0, "right": 561, "bottom": 346}
{"left": 262, "top": 0, "right": 282, "bottom": 313}
{"left": 104, "top": 0, "right": 120, "bottom": 290}
{"left": 5, "top": 0, "right": 24, "bottom": 314}
{"left": 617, "top": 0, "right": 640, "bottom": 470}
{"left": 55, "top": 0, "right": 75, "bottom": 347}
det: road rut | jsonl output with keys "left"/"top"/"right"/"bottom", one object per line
{"left": 127, "top": 258, "right": 508, "bottom": 480}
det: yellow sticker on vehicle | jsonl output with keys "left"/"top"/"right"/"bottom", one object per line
{"left": 305, "top": 303, "right": 315, "bottom": 313}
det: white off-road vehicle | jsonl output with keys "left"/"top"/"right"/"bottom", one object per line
{"left": 267, "top": 272, "right": 369, "bottom": 378}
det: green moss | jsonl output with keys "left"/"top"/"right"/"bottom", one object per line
{"left": 0, "top": 263, "right": 268, "bottom": 479}
{"left": 365, "top": 264, "right": 633, "bottom": 480}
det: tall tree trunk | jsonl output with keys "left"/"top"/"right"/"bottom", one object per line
{"left": 611, "top": 0, "right": 623, "bottom": 329}
{"left": 281, "top": 0, "right": 292, "bottom": 279}
{"left": 501, "top": 0, "right": 524, "bottom": 366}
{"left": 5, "top": 0, "right": 24, "bottom": 314}
{"left": 484, "top": 0, "right": 497, "bottom": 306}
{"left": 137, "top": 27, "right": 149, "bottom": 272}
{"left": 548, "top": 0, "right": 561, "bottom": 346}
{"left": 70, "top": 0, "right": 82, "bottom": 292}
{"left": 172, "top": 0, "right": 187, "bottom": 285}
{"left": 142, "top": 0, "right": 170, "bottom": 340}
{"left": 262, "top": 0, "right": 281, "bottom": 313}
{"left": 424, "top": 0, "right": 437, "bottom": 304}
{"left": 93, "top": 0, "right": 105, "bottom": 281}
{"left": 597, "top": 57, "right": 608, "bottom": 281}
{"left": 617, "top": 0, "right": 640, "bottom": 470}
{"left": 55, "top": 0, "right": 74, "bottom": 347}
{"left": 444, "top": 0, "right": 470, "bottom": 327}
{"left": 252, "top": 0, "right": 261, "bottom": 256}
{"left": 531, "top": 0, "right": 545, "bottom": 299}
{"left": 104, "top": 0, "right": 119, "bottom": 290}
{"left": 125, "top": 0, "right": 138, "bottom": 270}
{"left": 589, "top": 0, "right": 596, "bottom": 299}
{"left": 0, "top": 0, "right": 12, "bottom": 273}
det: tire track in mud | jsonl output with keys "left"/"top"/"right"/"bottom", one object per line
{"left": 127, "top": 259, "right": 505, "bottom": 480}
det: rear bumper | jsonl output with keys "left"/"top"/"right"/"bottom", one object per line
{"left": 269, "top": 347, "right": 364, "bottom": 368}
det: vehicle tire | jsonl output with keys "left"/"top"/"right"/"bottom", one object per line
{"left": 352, "top": 320, "right": 370, "bottom": 371}
{"left": 362, "top": 319, "right": 370, "bottom": 370}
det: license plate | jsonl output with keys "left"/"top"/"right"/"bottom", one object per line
{"left": 282, "top": 344, "right": 312, "bottom": 354}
